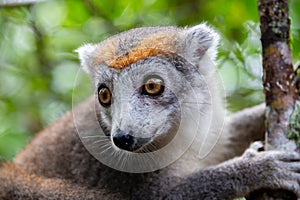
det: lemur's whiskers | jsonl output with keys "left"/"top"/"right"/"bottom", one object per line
{"left": 100, "top": 144, "right": 114, "bottom": 155}
{"left": 92, "top": 138, "right": 110, "bottom": 145}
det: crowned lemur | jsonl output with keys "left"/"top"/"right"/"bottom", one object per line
{"left": 1, "top": 24, "right": 300, "bottom": 199}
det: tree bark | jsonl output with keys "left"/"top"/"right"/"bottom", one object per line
{"left": 249, "top": 0, "right": 298, "bottom": 199}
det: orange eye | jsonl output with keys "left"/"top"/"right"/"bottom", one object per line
{"left": 98, "top": 86, "right": 111, "bottom": 107}
{"left": 143, "top": 77, "right": 164, "bottom": 96}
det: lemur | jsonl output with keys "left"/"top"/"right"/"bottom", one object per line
{"left": 1, "top": 24, "right": 300, "bottom": 199}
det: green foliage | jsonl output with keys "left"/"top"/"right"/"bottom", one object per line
{"left": 218, "top": 21, "right": 265, "bottom": 111}
{"left": 290, "top": 0, "right": 300, "bottom": 60}
{"left": 286, "top": 101, "right": 300, "bottom": 148}
{"left": 0, "top": 0, "right": 299, "bottom": 160}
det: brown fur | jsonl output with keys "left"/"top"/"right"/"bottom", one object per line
{"left": 95, "top": 32, "right": 179, "bottom": 69}
{"left": 0, "top": 163, "right": 120, "bottom": 200}
{"left": 107, "top": 48, "right": 170, "bottom": 69}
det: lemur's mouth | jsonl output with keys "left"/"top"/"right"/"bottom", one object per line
{"left": 111, "top": 129, "right": 177, "bottom": 153}
{"left": 112, "top": 129, "right": 152, "bottom": 152}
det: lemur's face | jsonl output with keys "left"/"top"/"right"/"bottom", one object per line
{"left": 96, "top": 55, "right": 201, "bottom": 152}
{"left": 76, "top": 24, "right": 222, "bottom": 171}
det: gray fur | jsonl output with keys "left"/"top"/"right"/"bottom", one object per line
{"left": 0, "top": 24, "right": 299, "bottom": 199}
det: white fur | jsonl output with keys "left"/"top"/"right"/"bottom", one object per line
{"left": 75, "top": 44, "right": 97, "bottom": 75}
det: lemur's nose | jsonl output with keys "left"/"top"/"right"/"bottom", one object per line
{"left": 113, "top": 129, "right": 136, "bottom": 151}
{"left": 113, "top": 129, "right": 150, "bottom": 152}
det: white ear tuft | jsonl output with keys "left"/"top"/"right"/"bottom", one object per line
{"left": 75, "top": 44, "right": 97, "bottom": 75}
{"left": 183, "top": 23, "right": 220, "bottom": 67}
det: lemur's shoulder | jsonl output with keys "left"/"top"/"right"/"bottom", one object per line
{"left": 13, "top": 97, "right": 105, "bottom": 186}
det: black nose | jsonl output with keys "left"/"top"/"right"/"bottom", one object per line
{"left": 113, "top": 129, "right": 136, "bottom": 151}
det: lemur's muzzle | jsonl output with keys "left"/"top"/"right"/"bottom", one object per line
{"left": 113, "top": 129, "right": 151, "bottom": 152}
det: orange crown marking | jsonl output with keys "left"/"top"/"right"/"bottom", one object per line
{"left": 95, "top": 32, "right": 178, "bottom": 69}
{"left": 107, "top": 48, "right": 170, "bottom": 70}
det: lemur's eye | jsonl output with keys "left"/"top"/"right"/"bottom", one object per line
{"left": 142, "top": 76, "right": 164, "bottom": 96}
{"left": 98, "top": 85, "right": 112, "bottom": 107}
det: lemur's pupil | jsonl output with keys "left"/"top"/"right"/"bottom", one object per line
{"left": 149, "top": 84, "right": 154, "bottom": 90}
{"left": 103, "top": 92, "right": 107, "bottom": 99}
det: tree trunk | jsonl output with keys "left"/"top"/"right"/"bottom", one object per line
{"left": 249, "top": 0, "right": 298, "bottom": 199}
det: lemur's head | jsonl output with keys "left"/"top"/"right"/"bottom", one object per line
{"left": 76, "top": 24, "right": 224, "bottom": 171}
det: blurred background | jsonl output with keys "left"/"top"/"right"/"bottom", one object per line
{"left": 0, "top": 0, "right": 299, "bottom": 160}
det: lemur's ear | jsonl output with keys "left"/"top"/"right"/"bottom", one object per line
{"left": 182, "top": 23, "right": 219, "bottom": 68}
{"left": 76, "top": 44, "right": 98, "bottom": 75}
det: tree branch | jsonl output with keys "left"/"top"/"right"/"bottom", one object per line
{"left": 249, "top": 0, "right": 299, "bottom": 199}
{"left": 259, "top": 0, "right": 298, "bottom": 151}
